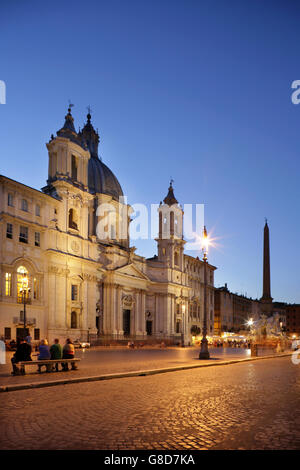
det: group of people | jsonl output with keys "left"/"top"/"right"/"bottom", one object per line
{"left": 213, "top": 339, "right": 251, "bottom": 348}
{"left": 11, "top": 337, "right": 77, "bottom": 375}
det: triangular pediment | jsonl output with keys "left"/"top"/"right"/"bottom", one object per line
{"left": 114, "top": 263, "right": 150, "bottom": 281}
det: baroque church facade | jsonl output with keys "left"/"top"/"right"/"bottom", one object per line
{"left": 0, "top": 108, "right": 216, "bottom": 345}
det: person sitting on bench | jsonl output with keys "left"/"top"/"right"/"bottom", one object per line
{"left": 37, "top": 339, "right": 51, "bottom": 373}
{"left": 11, "top": 338, "right": 32, "bottom": 375}
{"left": 50, "top": 338, "right": 62, "bottom": 371}
{"left": 62, "top": 338, "right": 77, "bottom": 371}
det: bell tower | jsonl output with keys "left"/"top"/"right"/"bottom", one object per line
{"left": 43, "top": 106, "right": 93, "bottom": 239}
{"left": 156, "top": 181, "right": 185, "bottom": 270}
{"left": 46, "top": 105, "right": 90, "bottom": 190}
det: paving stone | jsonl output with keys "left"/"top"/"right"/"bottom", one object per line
{"left": 0, "top": 357, "right": 299, "bottom": 450}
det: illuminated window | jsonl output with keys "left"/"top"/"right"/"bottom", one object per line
{"left": 17, "top": 266, "right": 29, "bottom": 303}
{"left": 71, "top": 285, "right": 78, "bottom": 301}
{"left": 5, "top": 273, "right": 12, "bottom": 296}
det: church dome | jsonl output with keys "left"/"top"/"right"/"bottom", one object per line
{"left": 88, "top": 157, "right": 123, "bottom": 200}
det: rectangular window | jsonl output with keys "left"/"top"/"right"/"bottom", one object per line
{"left": 6, "top": 223, "right": 13, "bottom": 239}
{"left": 34, "top": 328, "right": 40, "bottom": 341}
{"left": 34, "top": 232, "right": 40, "bottom": 247}
{"left": 5, "top": 273, "right": 12, "bottom": 296}
{"left": 4, "top": 327, "right": 11, "bottom": 340}
{"left": 21, "top": 199, "right": 28, "bottom": 212}
{"left": 7, "top": 193, "right": 13, "bottom": 207}
{"left": 35, "top": 204, "right": 40, "bottom": 216}
{"left": 19, "top": 226, "right": 28, "bottom": 244}
{"left": 71, "top": 285, "right": 78, "bottom": 301}
{"left": 71, "top": 155, "right": 78, "bottom": 180}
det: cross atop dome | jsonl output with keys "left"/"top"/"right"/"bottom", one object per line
{"left": 163, "top": 179, "right": 178, "bottom": 206}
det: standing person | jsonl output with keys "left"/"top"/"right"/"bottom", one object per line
{"left": 62, "top": 338, "right": 77, "bottom": 371}
{"left": 50, "top": 338, "right": 62, "bottom": 372}
{"left": 37, "top": 339, "right": 51, "bottom": 373}
{"left": 11, "top": 339, "right": 32, "bottom": 375}
{"left": 25, "top": 333, "right": 32, "bottom": 345}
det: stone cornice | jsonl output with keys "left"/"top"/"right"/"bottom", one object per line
{"left": 0, "top": 175, "right": 60, "bottom": 205}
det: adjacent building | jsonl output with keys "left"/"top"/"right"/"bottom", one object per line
{"left": 214, "top": 284, "right": 260, "bottom": 335}
{"left": 285, "top": 304, "right": 300, "bottom": 336}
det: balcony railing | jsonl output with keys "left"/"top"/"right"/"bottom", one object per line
{"left": 13, "top": 317, "right": 36, "bottom": 326}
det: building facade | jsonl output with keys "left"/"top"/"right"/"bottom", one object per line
{"left": 285, "top": 304, "right": 300, "bottom": 336}
{"left": 214, "top": 284, "right": 261, "bottom": 334}
{"left": 0, "top": 108, "right": 216, "bottom": 345}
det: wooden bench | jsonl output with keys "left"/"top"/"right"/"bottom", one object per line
{"left": 17, "top": 359, "right": 81, "bottom": 375}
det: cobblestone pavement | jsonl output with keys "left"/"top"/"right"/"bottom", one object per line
{"left": 0, "top": 347, "right": 250, "bottom": 387}
{"left": 0, "top": 357, "right": 299, "bottom": 450}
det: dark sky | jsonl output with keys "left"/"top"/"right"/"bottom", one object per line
{"left": 1, "top": 0, "right": 300, "bottom": 302}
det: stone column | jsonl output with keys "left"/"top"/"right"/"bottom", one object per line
{"left": 170, "top": 294, "right": 175, "bottom": 335}
{"left": 102, "top": 282, "right": 111, "bottom": 335}
{"left": 116, "top": 285, "right": 122, "bottom": 336}
{"left": 155, "top": 295, "right": 160, "bottom": 335}
{"left": 141, "top": 291, "right": 146, "bottom": 336}
{"left": 111, "top": 285, "right": 118, "bottom": 337}
{"left": 82, "top": 278, "right": 88, "bottom": 331}
{"left": 134, "top": 289, "right": 140, "bottom": 336}
{"left": 48, "top": 270, "right": 57, "bottom": 329}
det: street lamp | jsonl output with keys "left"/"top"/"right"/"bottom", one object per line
{"left": 19, "top": 273, "right": 30, "bottom": 340}
{"left": 199, "top": 226, "right": 210, "bottom": 360}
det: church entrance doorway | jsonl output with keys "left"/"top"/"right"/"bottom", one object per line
{"left": 146, "top": 320, "right": 152, "bottom": 336}
{"left": 123, "top": 309, "right": 131, "bottom": 336}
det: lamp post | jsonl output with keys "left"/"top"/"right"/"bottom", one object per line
{"left": 20, "top": 273, "right": 30, "bottom": 340}
{"left": 199, "top": 226, "right": 210, "bottom": 360}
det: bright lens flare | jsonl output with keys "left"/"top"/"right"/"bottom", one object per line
{"left": 192, "top": 227, "right": 220, "bottom": 254}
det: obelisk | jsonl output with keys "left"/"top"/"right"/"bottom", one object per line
{"left": 260, "top": 219, "right": 273, "bottom": 315}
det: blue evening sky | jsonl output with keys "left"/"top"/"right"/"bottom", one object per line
{"left": 1, "top": 0, "right": 299, "bottom": 302}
